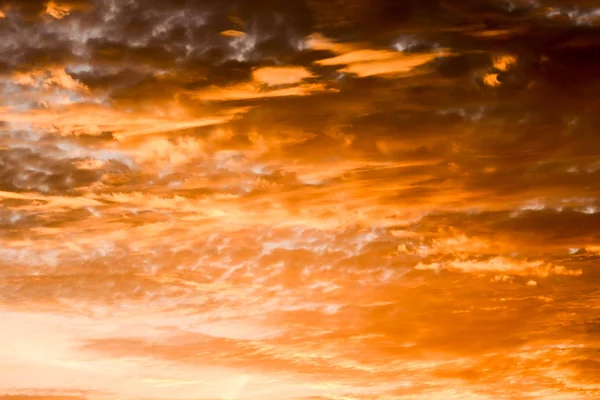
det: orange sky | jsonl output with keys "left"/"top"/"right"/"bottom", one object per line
{"left": 1, "top": 1, "right": 600, "bottom": 399}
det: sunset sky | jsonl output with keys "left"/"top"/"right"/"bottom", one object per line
{"left": 1, "top": 0, "right": 600, "bottom": 399}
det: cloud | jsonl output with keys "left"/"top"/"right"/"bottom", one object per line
{"left": 0, "top": 102, "right": 246, "bottom": 138}
{"left": 416, "top": 256, "right": 583, "bottom": 278}
{"left": 220, "top": 30, "right": 246, "bottom": 38}
{"left": 190, "top": 81, "right": 333, "bottom": 102}
{"left": 252, "top": 66, "right": 313, "bottom": 86}
{"left": 2, "top": 0, "right": 600, "bottom": 399}
{"left": 45, "top": 1, "right": 76, "bottom": 19}
{"left": 483, "top": 73, "right": 501, "bottom": 87}
{"left": 314, "top": 38, "right": 448, "bottom": 77}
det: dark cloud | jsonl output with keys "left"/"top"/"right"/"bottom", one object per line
{"left": 408, "top": 208, "right": 600, "bottom": 248}
{"left": 0, "top": 0, "right": 48, "bottom": 20}
{"left": 0, "top": 147, "right": 95, "bottom": 193}
{"left": 0, "top": 147, "right": 130, "bottom": 194}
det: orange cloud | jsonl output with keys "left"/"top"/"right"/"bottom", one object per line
{"left": 45, "top": 1, "right": 72, "bottom": 19}
{"left": 0, "top": 102, "right": 246, "bottom": 138}
{"left": 252, "top": 66, "right": 313, "bottom": 86}
{"left": 483, "top": 73, "right": 501, "bottom": 87}
{"left": 312, "top": 35, "right": 448, "bottom": 77}
{"left": 190, "top": 82, "right": 333, "bottom": 101}
{"left": 220, "top": 30, "right": 246, "bottom": 37}
{"left": 2, "top": 2, "right": 599, "bottom": 400}
{"left": 416, "top": 256, "right": 583, "bottom": 277}
{"left": 493, "top": 55, "right": 517, "bottom": 71}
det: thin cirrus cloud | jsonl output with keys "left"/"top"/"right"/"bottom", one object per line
{"left": 311, "top": 34, "right": 449, "bottom": 78}
{"left": 1, "top": 0, "right": 600, "bottom": 400}
{"left": 316, "top": 47, "right": 449, "bottom": 77}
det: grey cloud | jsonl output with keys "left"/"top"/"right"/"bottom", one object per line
{"left": 0, "top": 146, "right": 131, "bottom": 194}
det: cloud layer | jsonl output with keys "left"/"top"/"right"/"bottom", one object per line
{"left": 1, "top": 1, "right": 600, "bottom": 399}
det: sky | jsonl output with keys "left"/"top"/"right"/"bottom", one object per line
{"left": 1, "top": 0, "right": 600, "bottom": 399}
